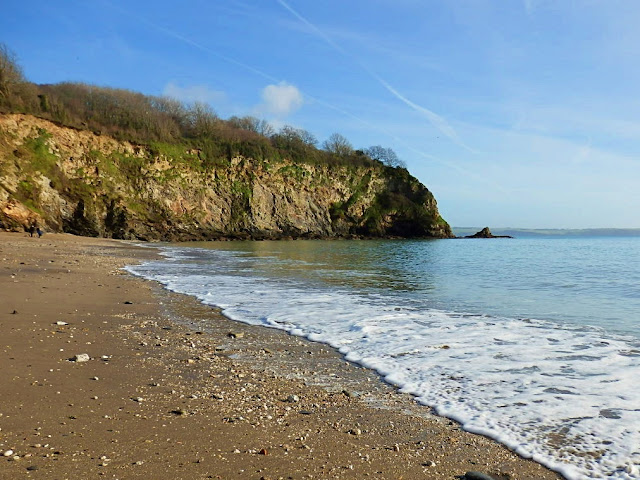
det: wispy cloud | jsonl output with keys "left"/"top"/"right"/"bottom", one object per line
{"left": 276, "top": 0, "right": 474, "bottom": 152}
{"left": 101, "top": 0, "right": 281, "bottom": 84}
{"left": 163, "top": 82, "right": 226, "bottom": 104}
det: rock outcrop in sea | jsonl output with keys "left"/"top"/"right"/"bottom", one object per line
{"left": 0, "top": 114, "right": 452, "bottom": 240}
{"left": 463, "top": 227, "right": 513, "bottom": 239}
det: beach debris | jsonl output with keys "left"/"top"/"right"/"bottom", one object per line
{"left": 227, "top": 332, "right": 244, "bottom": 339}
{"left": 464, "top": 472, "right": 499, "bottom": 480}
{"left": 70, "top": 354, "right": 90, "bottom": 363}
{"left": 170, "top": 408, "right": 187, "bottom": 416}
{"left": 259, "top": 448, "right": 268, "bottom": 455}
{"left": 11, "top": 310, "right": 17, "bottom": 314}
{"left": 393, "top": 443, "right": 400, "bottom": 452}
{"left": 123, "top": 301, "right": 133, "bottom": 305}
{"left": 55, "top": 321, "right": 68, "bottom": 326}
{"left": 286, "top": 394, "right": 300, "bottom": 403}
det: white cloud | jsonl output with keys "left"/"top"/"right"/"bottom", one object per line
{"left": 260, "top": 82, "right": 304, "bottom": 116}
{"left": 163, "top": 82, "right": 226, "bottom": 104}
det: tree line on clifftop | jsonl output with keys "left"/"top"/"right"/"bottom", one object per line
{"left": 0, "top": 44, "right": 406, "bottom": 171}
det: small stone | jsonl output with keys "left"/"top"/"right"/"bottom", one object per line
{"left": 171, "top": 408, "right": 187, "bottom": 416}
{"left": 393, "top": 444, "right": 400, "bottom": 452}
{"left": 259, "top": 448, "right": 268, "bottom": 455}
{"left": 56, "top": 321, "right": 68, "bottom": 326}
{"left": 123, "top": 301, "right": 133, "bottom": 305}
{"left": 132, "top": 397, "right": 144, "bottom": 402}
{"left": 91, "top": 377, "right": 99, "bottom": 381}
{"left": 71, "top": 354, "right": 90, "bottom": 363}
{"left": 134, "top": 460, "right": 144, "bottom": 465}
{"left": 423, "top": 460, "right": 436, "bottom": 467}
{"left": 233, "top": 449, "right": 241, "bottom": 454}
{"left": 227, "top": 332, "right": 244, "bottom": 339}
{"left": 286, "top": 395, "right": 300, "bottom": 403}
{"left": 26, "top": 465, "right": 38, "bottom": 471}
{"left": 348, "top": 428, "right": 362, "bottom": 436}
{"left": 464, "top": 472, "right": 498, "bottom": 480}
{"left": 3, "top": 450, "right": 14, "bottom": 457}
{"left": 11, "top": 310, "right": 17, "bottom": 314}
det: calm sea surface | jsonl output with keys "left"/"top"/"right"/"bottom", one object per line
{"left": 127, "top": 237, "right": 640, "bottom": 480}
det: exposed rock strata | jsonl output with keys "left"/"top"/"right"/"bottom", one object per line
{"left": 0, "top": 114, "right": 452, "bottom": 240}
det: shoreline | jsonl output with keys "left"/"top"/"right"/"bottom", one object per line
{"left": 0, "top": 232, "right": 562, "bottom": 479}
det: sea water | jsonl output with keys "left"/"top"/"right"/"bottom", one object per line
{"left": 126, "top": 237, "right": 640, "bottom": 479}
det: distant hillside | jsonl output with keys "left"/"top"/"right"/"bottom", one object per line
{"left": 453, "top": 227, "right": 640, "bottom": 238}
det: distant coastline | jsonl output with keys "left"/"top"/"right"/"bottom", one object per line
{"left": 452, "top": 227, "right": 640, "bottom": 238}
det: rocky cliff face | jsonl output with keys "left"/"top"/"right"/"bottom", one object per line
{"left": 0, "top": 114, "right": 452, "bottom": 240}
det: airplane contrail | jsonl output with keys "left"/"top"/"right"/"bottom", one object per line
{"left": 100, "top": 0, "right": 501, "bottom": 189}
{"left": 102, "top": 0, "right": 281, "bottom": 84}
{"left": 276, "top": 0, "right": 477, "bottom": 153}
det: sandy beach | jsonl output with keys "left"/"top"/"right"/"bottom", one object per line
{"left": 0, "top": 232, "right": 562, "bottom": 480}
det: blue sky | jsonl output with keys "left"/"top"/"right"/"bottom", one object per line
{"left": 3, "top": 0, "right": 640, "bottom": 228}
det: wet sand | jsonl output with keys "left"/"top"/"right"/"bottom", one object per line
{"left": 0, "top": 232, "right": 563, "bottom": 479}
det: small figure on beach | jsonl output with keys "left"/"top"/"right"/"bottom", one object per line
{"left": 27, "top": 221, "right": 43, "bottom": 238}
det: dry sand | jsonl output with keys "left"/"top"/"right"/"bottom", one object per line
{"left": 0, "top": 232, "right": 563, "bottom": 480}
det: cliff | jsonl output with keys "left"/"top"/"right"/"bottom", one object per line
{"left": 0, "top": 114, "right": 452, "bottom": 240}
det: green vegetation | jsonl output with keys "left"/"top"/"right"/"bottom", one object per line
{"left": 0, "top": 42, "right": 407, "bottom": 172}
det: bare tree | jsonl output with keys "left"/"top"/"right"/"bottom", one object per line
{"left": 186, "top": 102, "right": 219, "bottom": 137}
{"left": 228, "top": 115, "right": 275, "bottom": 137}
{"left": 0, "top": 43, "right": 25, "bottom": 100}
{"left": 323, "top": 133, "right": 353, "bottom": 156}
{"left": 278, "top": 125, "right": 318, "bottom": 147}
{"left": 365, "top": 145, "right": 406, "bottom": 168}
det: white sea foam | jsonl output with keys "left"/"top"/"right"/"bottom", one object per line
{"left": 126, "top": 246, "right": 640, "bottom": 480}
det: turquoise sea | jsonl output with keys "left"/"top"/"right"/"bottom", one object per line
{"left": 127, "top": 236, "right": 640, "bottom": 480}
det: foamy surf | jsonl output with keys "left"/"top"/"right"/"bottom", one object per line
{"left": 126, "top": 243, "right": 640, "bottom": 479}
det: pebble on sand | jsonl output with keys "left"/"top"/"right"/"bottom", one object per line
{"left": 71, "top": 354, "right": 90, "bottom": 363}
{"left": 464, "top": 472, "right": 499, "bottom": 480}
